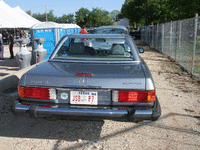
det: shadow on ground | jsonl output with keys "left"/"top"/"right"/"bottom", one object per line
{"left": 0, "top": 112, "right": 199, "bottom": 150}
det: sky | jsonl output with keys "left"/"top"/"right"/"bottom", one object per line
{"left": 3, "top": 0, "right": 125, "bottom": 17}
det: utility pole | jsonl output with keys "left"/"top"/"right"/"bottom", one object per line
{"left": 46, "top": 6, "right": 48, "bottom": 22}
{"left": 145, "top": 0, "right": 148, "bottom": 26}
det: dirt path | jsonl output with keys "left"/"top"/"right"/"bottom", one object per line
{"left": 0, "top": 40, "right": 199, "bottom": 150}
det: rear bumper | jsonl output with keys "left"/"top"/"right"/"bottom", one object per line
{"left": 12, "top": 101, "right": 156, "bottom": 121}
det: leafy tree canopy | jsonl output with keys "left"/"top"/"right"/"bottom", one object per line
{"left": 121, "top": 0, "right": 145, "bottom": 27}
{"left": 32, "top": 10, "right": 57, "bottom": 22}
{"left": 75, "top": 7, "right": 113, "bottom": 28}
{"left": 75, "top": 7, "right": 90, "bottom": 27}
{"left": 121, "top": 0, "right": 200, "bottom": 26}
{"left": 56, "top": 13, "right": 75, "bottom": 23}
{"left": 27, "top": 7, "right": 114, "bottom": 27}
{"left": 167, "top": 0, "right": 200, "bottom": 20}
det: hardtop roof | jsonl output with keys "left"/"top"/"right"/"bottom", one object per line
{"left": 96, "top": 25, "right": 128, "bottom": 31}
{"left": 66, "top": 33, "right": 128, "bottom": 39}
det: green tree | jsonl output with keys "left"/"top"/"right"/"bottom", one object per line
{"left": 32, "top": 10, "right": 57, "bottom": 22}
{"left": 57, "top": 13, "right": 75, "bottom": 23}
{"left": 47, "top": 10, "right": 57, "bottom": 22}
{"left": 121, "top": 0, "right": 145, "bottom": 27}
{"left": 32, "top": 12, "right": 46, "bottom": 21}
{"left": 88, "top": 7, "right": 113, "bottom": 27}
{"left": 66, "top": 13, "right": 75, "bottom": 23}
{"left": 26, "top": 10, "right": 31, "bottom": 16}
{"left": 75, "top": 7, "right": 113, "bottom": 27}
{"left": 147, "top": 0, "right": 171, "bottom": 24}
{"left": 57, "top": 14, "right": 67, "bottom": 23}
{"left": 75, "top": 7, "right": 90, "bottom": 27}
{"left": 167, "top": 0, "right": 200, "bottom": 20}
{"left": 121, "top": 0, "right": 173, "bottom": 26}
{"left": 121, "top": 0, "right": 200, "bottom": 26}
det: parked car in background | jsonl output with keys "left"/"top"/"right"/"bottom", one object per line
{"left": 90, "top": 25, "right": 131, "bottom": 52}
{"left": 87, "top": 28, "right": 96, "bottom": 34}
{"left": 94, "top": 25, "right": 129, "bottom": 34}
{"left": 129, "top": 28, "right": 141, "bottom": 39}
{"left": 13, "top": 34, "right": 161, "bottom": 122}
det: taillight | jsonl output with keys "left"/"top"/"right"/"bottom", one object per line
{"left": 112, "top": 90, "right": 155, "bottom": 103}
{"left": 18, "top": 86, "right": 56, "bottom": 100}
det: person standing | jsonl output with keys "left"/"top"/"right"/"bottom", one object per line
{"left": 0, "top": 33, "right": 4, "bottom": 60}
{"left": 80, "top": 27, "right": 88, "bottom": 42}
{"left": 80, "top": 26, "right": 88, "bottom": 34}
{"left": 9, "top": 34, "right": 14, "bottom": 59}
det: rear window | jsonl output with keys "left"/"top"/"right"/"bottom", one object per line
{"left": 52, "top": 37, "right": 134, "bottom": 61}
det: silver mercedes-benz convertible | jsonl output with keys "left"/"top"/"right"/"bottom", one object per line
{"left": 13, "top": 34, "right": 161, "bottom": 122}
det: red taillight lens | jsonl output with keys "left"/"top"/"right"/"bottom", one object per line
{"left": 18, "top": 86, "right": 56, "bottom": 100}
{"left": 112, "top": 90, "right": 155, "bottom": 103}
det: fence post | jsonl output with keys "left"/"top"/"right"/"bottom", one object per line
{"left": 151, "top": 25, "right": 155, "bottom": 48}
{"left": 192, "top": 14, "right": 198, "bottom": 74}
{"left": 178, "top": 20, "right": 182, "bottom": 63}
{"left": 152, "top": 26, "right": 153, "bottom": 47}
{"left": 162, "top": 24, "right": 164, "bottom": 53}
{"left": 145, "top": 26, "right": 147, "bottom": 43}
{"left": 147, "top": 27, "right": 150, "bottom": 45}
{"left": 170, "top": 20, "right": 173, "bottom": 57}
{"left": 156, "top": 23, "right": 159, "bottom": 50}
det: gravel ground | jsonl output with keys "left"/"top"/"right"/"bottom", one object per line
{"left": 0, "top": 40, "right": 199, "bottom": 150}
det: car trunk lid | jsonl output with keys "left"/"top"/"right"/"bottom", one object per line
{"left": 20, "top": 61, "right": 146, "bottom": 90}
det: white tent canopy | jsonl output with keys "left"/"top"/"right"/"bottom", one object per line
{"left": 13, "top": 6, "right": 41, "bottom": 26}
{"left": 31, "top": 22, "right": 81, "bottom": 30}
{"left": 0, "top": 0, "right": 40, "bottom": 28}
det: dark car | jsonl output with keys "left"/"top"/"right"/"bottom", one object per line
{"left": 13, "top": 34, "right": 161, "bottom": 122}
{"left": 129, "top": 28, "right": 140, "bottom": 39}
{"left": 87, "top": 29, "right": 96, "bottom": 34}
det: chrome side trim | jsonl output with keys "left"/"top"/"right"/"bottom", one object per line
{"left": 57, "top": 88, "right": 111, "bottom": 92}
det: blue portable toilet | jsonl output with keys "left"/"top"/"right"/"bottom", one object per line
{"left": 31, "top": 22, "right": 80, "bottom": 59}
{"left": 60, "top": 23, "right": 81, "bottom": 36}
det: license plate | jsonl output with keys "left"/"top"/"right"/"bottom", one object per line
{"left": 70, "top": 91, "right": 98, "bottom": 105}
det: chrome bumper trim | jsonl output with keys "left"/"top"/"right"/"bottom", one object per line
{"left": 13, "top": 102, "right": 153, "bottom": 121}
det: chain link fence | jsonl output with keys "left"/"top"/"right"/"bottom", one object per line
{"left": 141, "top": 15, "right": 200, "bottom": 79}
